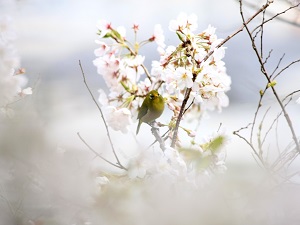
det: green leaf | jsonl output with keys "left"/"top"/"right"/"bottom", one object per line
{"left": 202, "top": 135, "right": 225, "bottom": 153}
{"left": 111, "top": 28, "right": 123, "bottom": 41}
{"left": 176, "top": 31, "right": 185, "bottom": 43}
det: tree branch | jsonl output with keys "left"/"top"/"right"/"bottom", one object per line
{"left": 77, "top": 132, "right": 126, "bottom": 170}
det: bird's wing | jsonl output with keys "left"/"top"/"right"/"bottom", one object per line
{"left": 137, "top": 103, "right": 149, "bottom": 120}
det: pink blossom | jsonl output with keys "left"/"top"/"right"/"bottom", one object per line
{"left": 96, "top": 19, "right": 112, "bottom": 38}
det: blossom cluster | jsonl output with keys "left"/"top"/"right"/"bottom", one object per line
{"left": 93, "top": 13, "right": 231, "bottom": 134}
{"left": 0, "top": 16, "right": 32, "bottom": 117}
{"left": 93, "top": 13, "right": 231, "bottom": 180}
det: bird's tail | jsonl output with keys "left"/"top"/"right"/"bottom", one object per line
{"left": 136, "top": 121, "right": 142, "bottom": 135}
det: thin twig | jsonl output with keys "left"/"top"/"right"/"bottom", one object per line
{"left": 233, "top": 130, "right": 266, "bottom": 168}
{"left": 250, "top": 2, "right": 300, "bottom": 33}
{"left": 148, "top": 128, "right": 170, "bottom": 149}
{"left": 270, "top": 53, "right": 285, "bottom": 78}
{"left": 263, "top": 49, "right": 273, "bottom": 65}
{"left": 273, "top": 58, "right": 300, "bottom": 80}
{"left": 141, "top": 64, "right": 153, "bottom": 82}
{"left": 0, "top": 186, "right": 16, "bottom": 216}
{"left": 183, "top": 98, "right": 195, "bottom": 115}
{"left": 250, "top": 85, "right": 267, "bottom": 144}
{"left": 77, "top": 132, "right": 126, "bottom": 170}
{"left": 79, "top": 60, "right": 127, "bottom": 170}
{"left": 203, "top": 0, "right": 274, "bottom": 63}
{"left": 260, "top": 9, "right": 266, "bottom": 59}
{"left": 261, "top": 98, "right": 292, "bottom": 148}
{"left": 257, "top": 107, "right": 271, "bottom": 156}
{"left": 282, "top": 89, "right": 300, "bottom": 102}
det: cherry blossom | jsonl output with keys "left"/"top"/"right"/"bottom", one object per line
{"left": 94, "top": 40, "right": 109, "bottom": 56}
{"left": 19, "top": 87, "right": 33, "bottom": 97}
{"left": 103, "top": 106, "right": 132, "bottom": 133}
{"left": 96, "top": 19, "right": 112, "bottom": 38}
{"left": 150, "top": 24, "right": 166, "bottom": 48}
{"left": 0, "top": 16, "right": 32, "bottom": 111}
{"left": 169, "top": 12, "right": 198, "bottom": 33}
{"left": 174, "top": 67, "right": 193, "bottom": 90}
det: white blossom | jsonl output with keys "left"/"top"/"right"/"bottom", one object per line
{"left": 96, "top": 19, "right": 112, "bottom": 38}
{"left": 94, "top": 40, "right": 109, "bottom": 56}
{"left": 169, "top": 12, "right": 198, "bottom": 33}
{"left": 0, "top": 16, "right": 31, "bottom": 109}
{"left": 116, "top": 26, "right": 126, "bottom": 39}
{"left": 152, "top": 24, "right": 165, "bottom": 48}
{"left": 19, "top": 87, "right": 33, "bottom": 97}
{"left": 95, "top": 176, "right": 109, "bottom": 194}
{"left": 174, "top": 67, "right": 193, "bottom": 90}
{"left": 103, "top": 106, "right": 132, "bottom": 133}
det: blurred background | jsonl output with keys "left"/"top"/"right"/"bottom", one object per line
{"left": 1, "top": 0, "right": 300, "bottom": 223}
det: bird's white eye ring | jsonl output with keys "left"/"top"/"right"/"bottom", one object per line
{"left": 149, "top": 94, "right": 154, "bottom": 100}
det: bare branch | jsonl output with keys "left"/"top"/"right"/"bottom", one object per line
{"left": 273, "top": 58, "right": 300, "bottom": 79}
{"left": 246, "top": 1, "right": 300, "bottom": 32}
{"left": 257, "top": 107, "right": 271, "bottom": 156}
{"left": 282, "top": 89, "right": 300, "bottom": 102}
{"left": 250, "top": 85, "right": 267, "bottom": 144}
{"left": 270, "top": 53, "right": 285, "bottom": 78}
{"left": 77, "top": 132, "right": 126, "bottom": 170}
{"left": 263, "top": 49, "right": 273, "bottom": 65}
{"left": 233, "top": 130, "right": 266, "bottom": 168}
{"left": 239, "top": 0, "right": 300, "bottom": 153}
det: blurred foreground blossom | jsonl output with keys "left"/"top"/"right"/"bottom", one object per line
{"left": 103, "top": 106, "right": 133, "bottom": 133}
{"left": 0, "top": 15, "right": 32, "bottom": 114}
{"left": 95, "top": 176, "right": 109, "bottom": 193}
{"left": 19, "top": 87, "right": 33, "bottom": 97}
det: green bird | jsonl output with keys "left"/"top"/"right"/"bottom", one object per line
{"left": 136, "top": 90, "right": 165, "bottom": 135}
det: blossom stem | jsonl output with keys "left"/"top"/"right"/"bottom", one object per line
{"left": 140, "top": 64, "right": 153, "bottom": 82}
